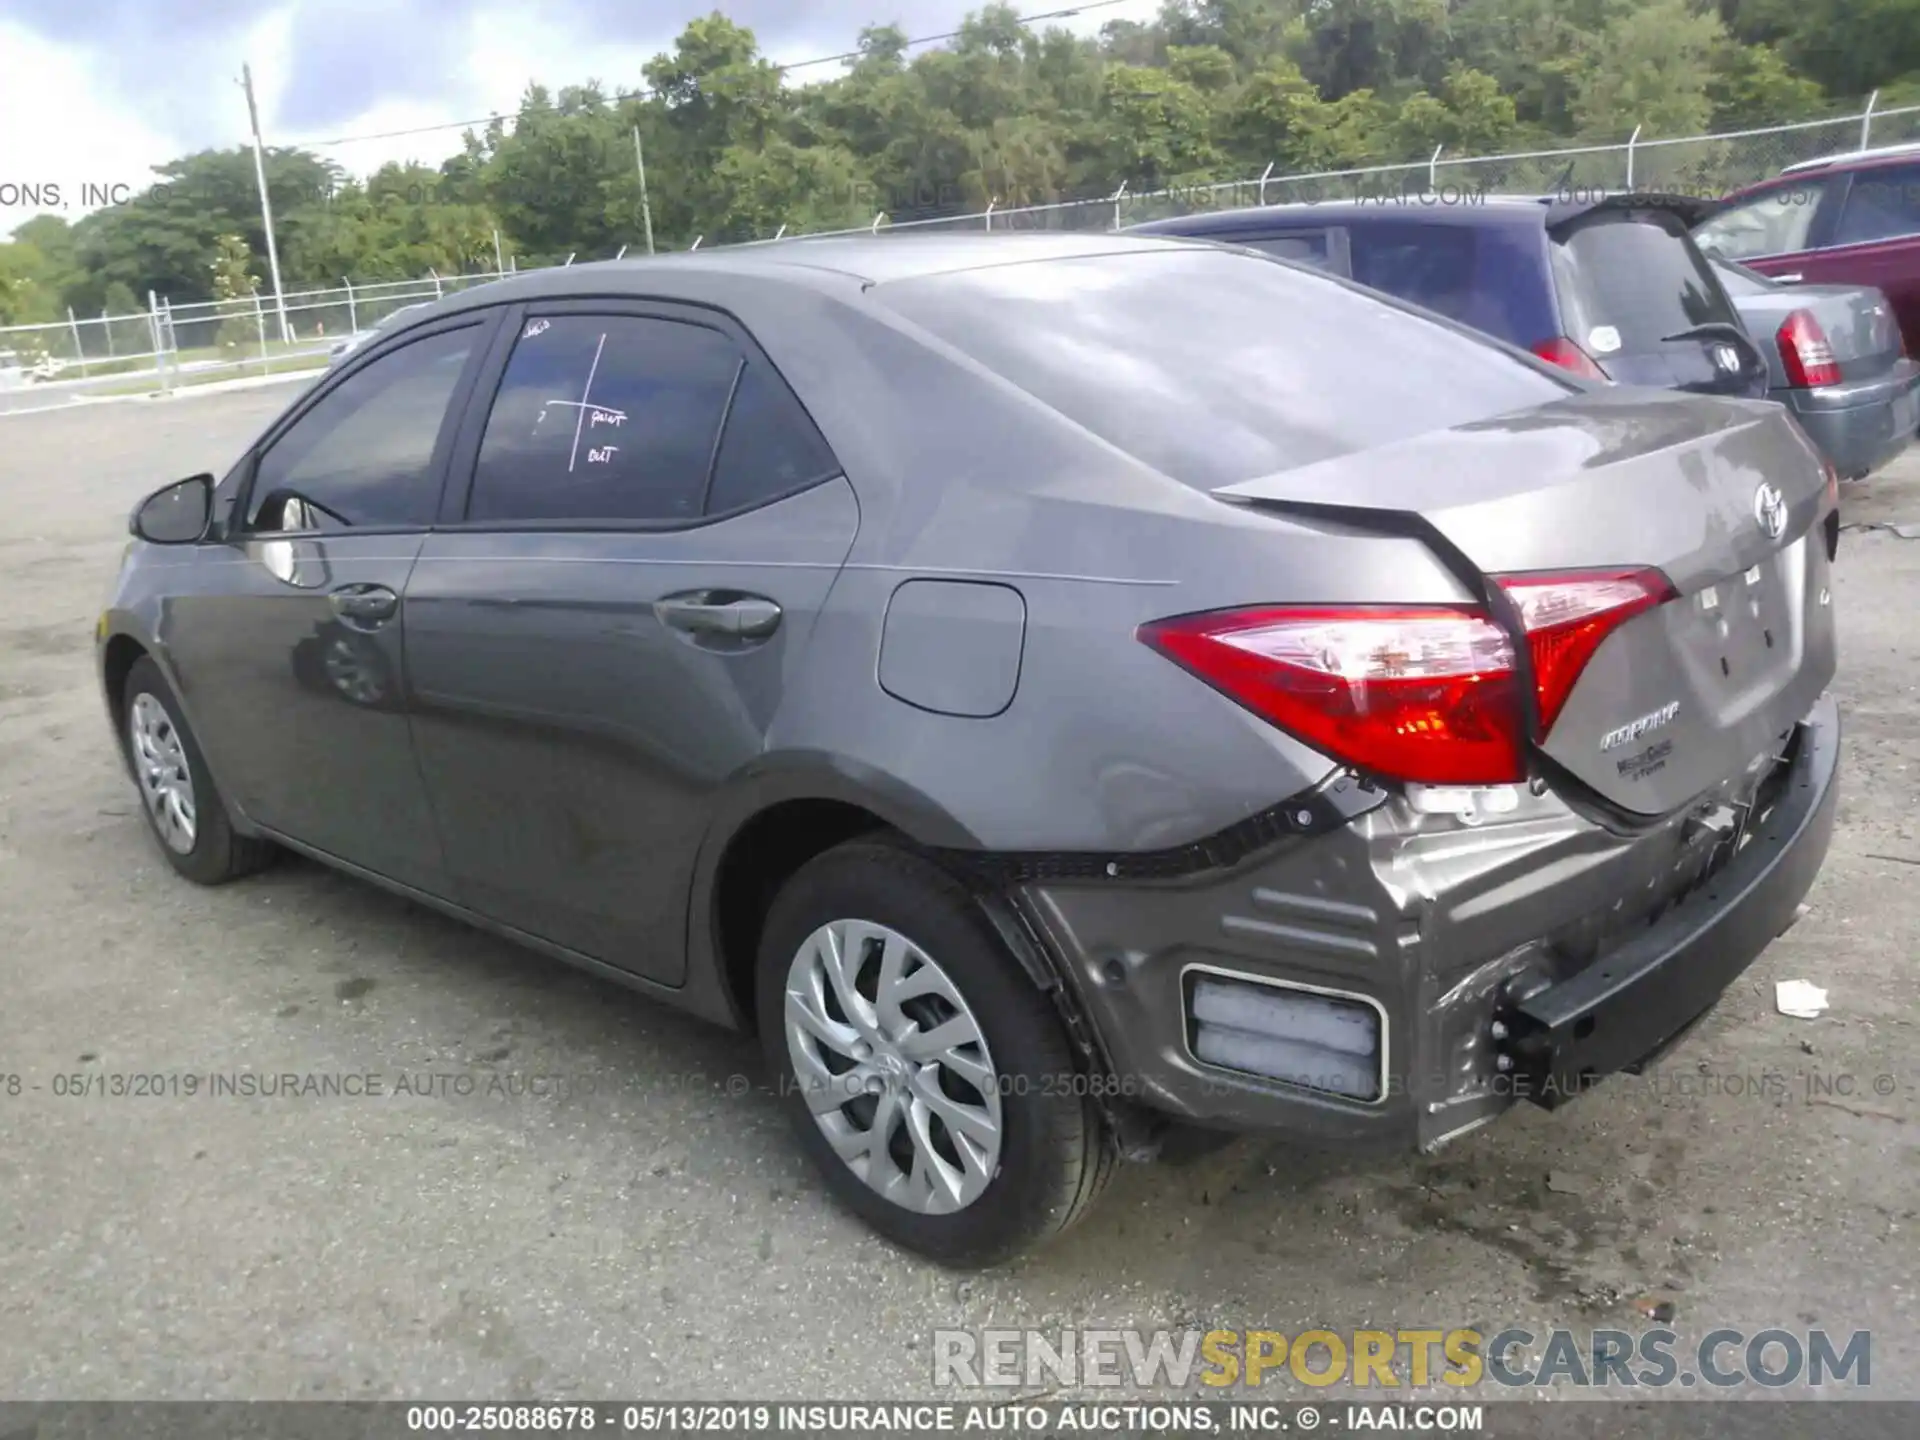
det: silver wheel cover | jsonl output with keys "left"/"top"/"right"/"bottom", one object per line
{"left": 784, "top": 920, "right": 1004, "bottom": 1215}
{"left": 128, "top": 692, "right": 197, "bottom": 854}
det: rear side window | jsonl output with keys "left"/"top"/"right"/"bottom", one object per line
{"left": 1347, "top": 222, "right": 1478, "bottom": 326}
{"left": 704, "top": 361, "right": 841, "bottom": 516}
{"left": 876, "top": 248, "right": 1571, "bottom": 491}
{"left": 468, "top": 315, "right": 740, "bottom": 524}
{"left": 1833, "top": 163, "right": 1920, "bottom": 246}
{"left": 1549, "top": 212, "right": 1736, "bottom": 360}
{"left": 1240, "top": 231, "right": 1338, "bottom": 270}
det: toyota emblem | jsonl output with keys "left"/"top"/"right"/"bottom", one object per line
{"left": 1753, "top": 482, "right": 1788, "bottom": 541}
{"left": 1712, "top": 343, "right": 1742, "bottom": 372}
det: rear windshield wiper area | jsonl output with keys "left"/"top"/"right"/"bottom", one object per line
{"left": 1660, "top": 322, "right": 1771, "bottom": 399}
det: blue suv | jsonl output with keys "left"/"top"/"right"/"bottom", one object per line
{"left": 1130, "top": 194, "right": 1770, "bottom": 400}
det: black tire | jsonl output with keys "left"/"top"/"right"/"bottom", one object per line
{"left": 756, "top": 837, "right": 1115, "bottom": 1268}
{"left": 121, "top": 656, "right": 275, "bottom": 885}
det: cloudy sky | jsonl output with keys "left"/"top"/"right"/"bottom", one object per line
{"left": 0, "top": 0, "right": 1160, "bottom": 237}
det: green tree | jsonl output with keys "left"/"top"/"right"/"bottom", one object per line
{"left": 1708, "top": 39, "right": 1827, "bottom": 129}
{"left": 208, "top": 233, "right": 258, "bottom": 352}
{"left": 1228, "top": 54, "right": 1385, "bottom": 172}
{"left": 1571, "top": 0, "right": 1728, "bottom": 140}
{"left": 0, "top": 240, "right": 61, "bottom": 326}
{"left": 1392, "top": 66, "right": 1522, "bottom": 158}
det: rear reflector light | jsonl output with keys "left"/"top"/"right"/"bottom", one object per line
{"left": 1496, "top": 569, "right": 1676, "bottom": 734}
{"left": 1190, "top": 976, "right": 1381, "bottom": 1101}
{"left": 1532, "top": 336, "right": 1610, "bottom": 381}
{"left": 1777, "top": 309, "right": 1841, "bottom": 387}
{"left": 1138, "top": 570, "right": 1674, "bottom": 787}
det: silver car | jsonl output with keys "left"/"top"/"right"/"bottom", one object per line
{"left": 99, "top": 234, "right": 1841, "bottom": 1266}
{"left": 1710, "top": 257, "right": 1920, "bottom": 478}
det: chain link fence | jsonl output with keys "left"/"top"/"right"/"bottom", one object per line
{"left": 7, "top": 93, "right": 1919, "bottom": 412}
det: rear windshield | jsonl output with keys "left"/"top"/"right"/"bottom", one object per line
{"left": 1549, "top": 211, "right": 1737, "bottom": 358}
{"left": 875, "top": 248, "right": 1572, "bottom": 490}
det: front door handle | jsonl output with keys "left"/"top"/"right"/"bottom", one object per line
{"left": 1774, "top": 272, "right": 1804, "bottom": 284}
{"left": 329, "top": 583, "right": 399, "bottom": 626}
{"left": 653, "top": 591, "right": 782, "bottom": 640}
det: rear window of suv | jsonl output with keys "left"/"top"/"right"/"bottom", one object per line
{"left": 1548, "top": 210, "right": 1737, "bottom": 359}
{"left": 876, "top": 247, "right": 1572, "bottom": 491}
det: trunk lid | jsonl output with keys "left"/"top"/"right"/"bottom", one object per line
{"left": 1212, "top": 388, "right": 1838, "bottom": 815}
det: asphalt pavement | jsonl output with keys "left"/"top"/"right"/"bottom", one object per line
{"left": 0, "top": 381, "right": 1914, "bottom": 1423}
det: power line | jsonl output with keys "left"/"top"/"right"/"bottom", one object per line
{"left": 301, "top": 0, "right": 1141, "bottom": 149}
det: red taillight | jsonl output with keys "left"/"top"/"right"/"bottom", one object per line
{"left": 1495, "top": 569, "right": 1676, "bottom": 734}
{"left": 1532, "top": 336, "right": 1610, "bottom": 381}
{"left": 1777, "top": 309, "right": 1841, "bottom": 387}
{"left": 1137, "top": 606, "right": 1525, "bottom": 784}
{"left": 1138, "top": 570, "right": 1675, "bottom": 787}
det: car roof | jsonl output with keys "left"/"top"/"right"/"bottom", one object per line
{"left": 1779, "top": 141, "right": 1920, "bottom": 177}
{"left": 1126, "top": 191, "right": 1718, "bottom": 236}
{"left": 461, "top": 232, "right": 1187, "bottom": 296}
{"left": 371, "top": 231, "right": 1200, "bottom": 337}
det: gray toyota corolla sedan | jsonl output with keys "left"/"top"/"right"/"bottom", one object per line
{"left": 99, "top": 232, "right": 1842, "bottom": 1267}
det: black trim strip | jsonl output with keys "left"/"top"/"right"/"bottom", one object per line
{"left": 933, "top": 770, "right": 1386, "bottom": 885}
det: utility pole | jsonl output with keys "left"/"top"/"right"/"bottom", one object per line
{"left": 633, "top": 127, "right": 656, "bottom": 255}
{"left": 239, "top": 63, "right": 291, "bottom": 344}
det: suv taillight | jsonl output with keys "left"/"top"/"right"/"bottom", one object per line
{"left": 1137, "top": 570, "right": 1674, "bottom": 786}
{"left": 1532, "top": 336, "right": 1611, "bottom": 381}
{"left": 1777, "top": 309, "right": 1841, "bottom": 387}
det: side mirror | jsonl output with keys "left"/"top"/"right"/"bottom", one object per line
{"left": 130, "top": 474, "right": 213, "bottom": 545}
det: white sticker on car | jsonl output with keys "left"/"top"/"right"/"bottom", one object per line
{"left": 1588, "top": 325, "right": 1623, "bottom": 355}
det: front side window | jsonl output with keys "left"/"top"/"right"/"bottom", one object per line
{"left": 247, "top": 326, "right": 478, "bottom": 532}
{"left": 1692, "top": 180, "right": 1829, "bottom": 261}
{"left": 467, "top": 315, "right": 742, "bottom": 525}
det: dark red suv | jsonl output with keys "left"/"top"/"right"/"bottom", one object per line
{"left": 1695, "top": 145, "right": 1920, "bottom": 355}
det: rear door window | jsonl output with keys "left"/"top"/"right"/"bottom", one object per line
{"left": 1549, "top": 211, "right": 1737, "bottom": 361}
{"left": 466, "top": 314, "right": 740, "bottom": 525}
{"left": 876, "top": 247, "right": 1572, "bottom": 492}
{"left": 1832, "top": 163, "right": 1920, "bottom": 246}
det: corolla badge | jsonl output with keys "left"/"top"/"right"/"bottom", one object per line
{"left": 1753, "top": 481, "right": 1788, "bottom": 541}
{"left": 1601, "top": 701, "right": 1680, "bottom": 752}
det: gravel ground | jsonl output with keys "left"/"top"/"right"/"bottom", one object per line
{"left": 0, "top": 382, "right": 1914, "bottom": 1431}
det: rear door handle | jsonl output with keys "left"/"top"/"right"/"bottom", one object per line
{"left": 329, "top": 583, "right": 399, "bottom": 625}
{"left": 653, "top": 591, "right": 782, "bottom": 639}
{"left": 1774, "top": 273, "right": 1804, "bottom": 284}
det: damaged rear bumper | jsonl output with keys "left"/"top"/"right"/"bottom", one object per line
{"left": 1013, "top": 693, "right": 1841, "bottom": 1152}
{"left": 1499, "top": 692, "right": 1840, "bottom": 1106}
